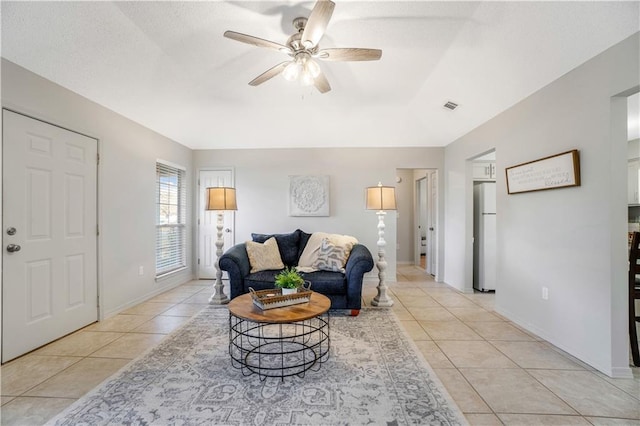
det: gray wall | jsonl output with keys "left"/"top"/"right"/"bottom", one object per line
{"left": 193, "top": 148, "right": 445, "bottom": 282}
{"left": 1, "top": 59, "right": 194, "bottom": 318}
{"left": 443, "top": 33, "right": 640, "bottom": 377}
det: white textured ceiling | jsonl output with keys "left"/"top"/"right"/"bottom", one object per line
{"left": 1, "top": 1, "right": 639, "bottom": 149}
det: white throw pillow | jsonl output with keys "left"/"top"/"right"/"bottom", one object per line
{"left": 246, "top": 237, "right": 285, "bottom": 273}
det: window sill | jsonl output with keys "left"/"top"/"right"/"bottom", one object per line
{"left": 155, "top": 267, "right": 187, "bottom": 282}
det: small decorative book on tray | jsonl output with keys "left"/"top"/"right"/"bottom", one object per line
{"left": 249, "top": 285, "right": 312, "bottom": 310}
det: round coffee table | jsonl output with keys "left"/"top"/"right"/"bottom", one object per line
{"left": 228, "top": 291, "right": 331, "bottom": 380}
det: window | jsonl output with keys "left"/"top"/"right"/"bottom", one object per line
{"left": 156, "top": 161, "right": 186, "bottom": 277}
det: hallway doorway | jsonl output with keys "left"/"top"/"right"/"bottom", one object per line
{"left": 414, "top": 171, "right": 437, "bottom": 275}
{"left": 467, "top": 149, "right": 497, "bottom": 293}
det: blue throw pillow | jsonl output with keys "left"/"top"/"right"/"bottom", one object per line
{"left": 251, "top": 230, "right": 301, "bottom": 266}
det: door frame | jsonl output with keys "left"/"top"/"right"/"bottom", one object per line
{"left": 465, "top": 149, "right": 496, "bottom": 293}
{"left": 426, "top": 170, "right": 438, "bottom": 276}
{"left": 1, "top": 108, "right": 102, "bottom": 361}
{"left": 408, "top": 169, "right": 439, "bottom": 278}
{"left": 414, "top": 176, "right": 427, "bottom": 269}
{"left": 196, "top": 167, "right": 235, "bottom": 279}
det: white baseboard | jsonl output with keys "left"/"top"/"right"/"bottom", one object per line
{"left": 102, "top": 274, "right": 195, "bottom": 319}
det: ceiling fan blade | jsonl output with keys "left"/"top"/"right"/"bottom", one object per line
{"left": 248, "top": 61, "right": 290, "bottom": 86}
{"left": 224, "top": 31, "right": 291, "bottom": 54}
{"left": 301, "top": 0, "right": 335, "bottom": 48}
{"left": 316, "top": 48, "right": 382, "bottom": 61}
{"left": 314, "top": 70, "right": 331, "bottom": 94}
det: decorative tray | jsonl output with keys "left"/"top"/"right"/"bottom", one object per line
{"left": 249, "top": 284, "right": 312, "bottom": 310}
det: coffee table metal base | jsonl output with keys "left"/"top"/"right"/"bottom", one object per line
{"left": 229, "top": 314, "right": 330, "bottom": 380}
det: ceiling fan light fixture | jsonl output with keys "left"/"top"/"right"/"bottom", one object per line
{"left": 300, "top": 71, "right": 315, "bottom": 86}
{"left": 306, "top": 59, "right": 321, "bottom": 78}
{"left": 282, "top": 52, "right": 319, "bottom": 85}
{"left": 283, "top": 61, "right": 301, "bottom": 81}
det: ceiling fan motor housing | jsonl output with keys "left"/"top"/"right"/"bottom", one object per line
{"left": 287, "top": 18, "right": 317, "bottom": 53}
{"left": 293, "top": 17, "right": 307, "bottom": 32}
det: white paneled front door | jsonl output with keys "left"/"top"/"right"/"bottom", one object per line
{"left": 198, "top": 169, "right": 235, "bottom": 279}
{"left": 2, "top": 110, "right": 98, "bottom": 362}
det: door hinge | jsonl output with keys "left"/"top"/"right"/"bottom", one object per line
{"left": 96, "top": 225, "right": 100, "bottom": 236}
{"left": 198, "top": 218, "right": 200, "bottom": 225}
{"left": 197, "top": 258, "right": 200, "bottom": 265}
{"left": 97, "top": 153, "right": 100, "bottom": 165}
{"left": 198, "top": 179, "right": 200, "bottom": 186}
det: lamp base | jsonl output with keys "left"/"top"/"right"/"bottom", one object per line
{"left": 209, "top": 211, "right": 230, "bottom": 305}
{"left": 369, "top": 210, "right": 394, "bottom": 307}
{"left": 371, "top": 289, "right": 394, "bottom": 307}
{"left": 209, "top": 279, "right": 229, "bottom": 305}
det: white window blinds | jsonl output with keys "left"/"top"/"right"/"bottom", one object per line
{"left": 156, "top": 162, "right": 186, "bottom": 277}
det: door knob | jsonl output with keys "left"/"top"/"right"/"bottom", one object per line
{"left": 7, "top": 244, "right": 21, "bottom": 253}
{"left": 224, "top": 228, "right": 232, "bottom": 233}
{"left": 6, "top": 227, "right": 16, "bottom": 236}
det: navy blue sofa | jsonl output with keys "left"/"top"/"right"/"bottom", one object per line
{"left": 219, "top": 229, "right": 374, "bottom": 315}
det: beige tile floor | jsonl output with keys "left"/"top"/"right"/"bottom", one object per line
{"left": 386, "top": 265, "right": 640, "bottom": 426}
{"left": 1, "top": 266, "right": 639, "bottom": 425}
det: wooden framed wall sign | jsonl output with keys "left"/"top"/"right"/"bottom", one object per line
{"left": 505, "top": 150, "right": 580, "bottom": 194}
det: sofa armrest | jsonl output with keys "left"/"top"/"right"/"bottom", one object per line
{"left": 344, "top": 244, "right": 375, "bottom": 308}
{"left": 346, "top": 244, "right": 375, "bottom": 277}
{"left": 219, "top": 243, "right": 251, "bottom": 299}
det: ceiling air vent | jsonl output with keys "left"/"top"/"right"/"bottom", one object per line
{"left": 443, "top": 101, "right": 458, "bottom": 111}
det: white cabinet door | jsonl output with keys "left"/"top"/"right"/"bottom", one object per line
{"left": 472, "top": 162, "right": 496, "bottom": 181}
{"left": 2, "top": 110, "right": 98, "bottom": 362}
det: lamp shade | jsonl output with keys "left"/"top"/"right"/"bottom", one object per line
{"left": 206, "top": 187, "right": 237, "bottom": 211}
{"left": 366, "top": 183, "right": 397, "bottom": 211}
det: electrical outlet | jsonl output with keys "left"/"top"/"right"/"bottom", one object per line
{"left": 138, "top": 266, "right": 144, "bottom": 276}
{"left": 542, "top": 286, "right": 549, "bottom": 300}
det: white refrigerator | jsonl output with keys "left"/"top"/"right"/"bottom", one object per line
{"left": 473, "top": 182, "right": 496, "bottom": 292}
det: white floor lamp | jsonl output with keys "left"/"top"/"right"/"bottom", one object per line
{"left": 366, "top": 182, "right": 397, "bottom": 307}
{"left": 206, "top": 186, "right": 237, "bottom": 305}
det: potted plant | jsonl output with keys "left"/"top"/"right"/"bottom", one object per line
{"left": 275, "top": 267, "right": 305, "bottom": 295}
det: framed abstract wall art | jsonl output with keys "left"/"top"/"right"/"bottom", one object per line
{"left": 289, "top": 175, "right": 330, "bottom": 216}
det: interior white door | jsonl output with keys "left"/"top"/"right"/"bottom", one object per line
{"left": 2, "top": 110, "right": 98, "bottom": 362}
{"left": 427, "top": 171, "right": 437, "bottom": 276}
{"left": 414, "top": 177, "right": 427, "bottom": 268}
{"left": 198, "top": 169, "right": 235, "bottom": 279}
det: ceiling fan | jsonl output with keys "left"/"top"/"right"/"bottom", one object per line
{"left": 224, "top": 0, "right": 382, "bottom": 94}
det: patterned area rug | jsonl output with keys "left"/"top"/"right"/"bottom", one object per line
{"left": 48, "top": 307, "right": 467, "bottom": 425}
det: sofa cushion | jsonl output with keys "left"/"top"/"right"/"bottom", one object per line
{"left": 245, "top": 270, "right": 282, "bottom": 292}
{"left": 252, "top": 230, "right": 301, "bottom": 266}
{"left": 246, "top": 237, "right": 284, "bottom": 273}
{"left": 302, "top": 271, "right": 346, "bottom": 295}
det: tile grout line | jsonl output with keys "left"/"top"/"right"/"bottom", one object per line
{"left": 398, "top": 290, "right": 502, "bottom": 424}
